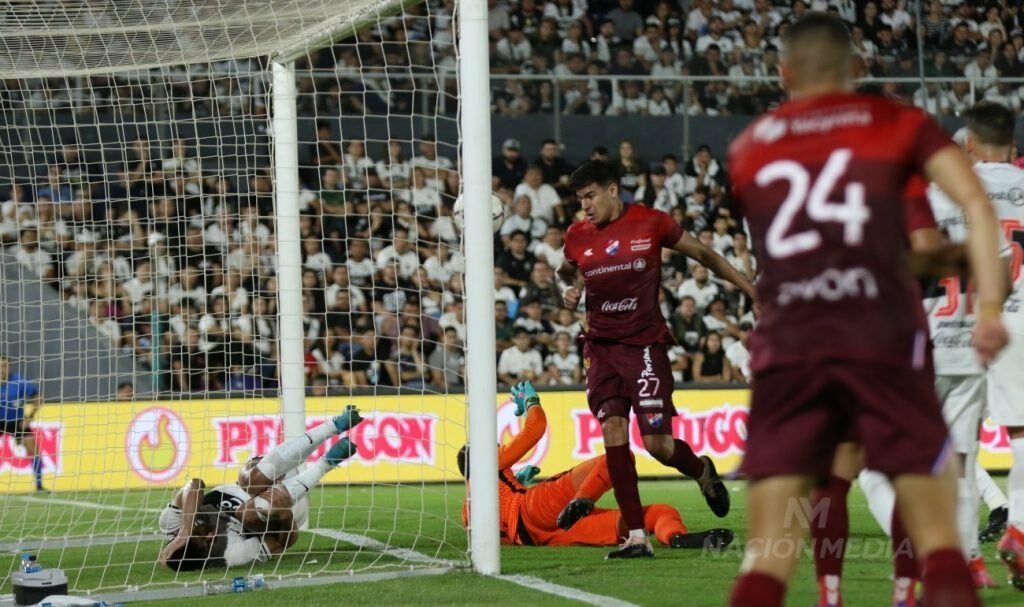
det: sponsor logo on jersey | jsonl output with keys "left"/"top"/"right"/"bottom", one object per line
{"left": 641, "top": 346, "right": 656, "bottom": 379}
{"left": 126, "top": 407, "right": 190, "bottom": 483}
{"left": 583, "top": 261, "right": 633, "bottom": 278}
{"left": 606, "top": 240, "right": 620, "bottom": 256}
{"left": 632, "top": 258, "right": 647, "bottom": 272}
{"left": 583, "top": 248, "right": 593, "bottom": 257}
{"left": 630, "top": 237, "right": 652, "bottom": 252}
{"left": 639, "top": 399, "right": 664, "bottom": 409}
{"left": 752, "top": 116, "right": 788, "bottom": 144}
{"left": 988, "top": 187, "right": 1024, "bottom": 206}
{"left": 790, "top": 108, "right": 872, "bottom": 135}
{"left": 600, "top": 297, "right": 639, "bottom": 312}
{"left": 777, "top": 267, "right": 879, "bottom": 306}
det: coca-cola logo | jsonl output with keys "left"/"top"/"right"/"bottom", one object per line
{"left": 213, "top": 413, "right": 437, "bottom": 467}
{"left": 0, "top": 423, "right": 61, "bottom": 475}
{"left": 601, "top": 297, "right": 639, "bottom": 312}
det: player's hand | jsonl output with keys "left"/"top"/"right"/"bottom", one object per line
{"left": 561, "top": 286, "right": 581, "bottom": 310}
{"left": 515, "top": 465, "right": 541, "bottom": 486}
{"left": 973, "top": 316, "right": 1009, "bottom": 365}
{"left": 510, "top": 380, "right": 541, "bottom": 416}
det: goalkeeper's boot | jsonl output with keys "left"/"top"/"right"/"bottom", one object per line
{"left": 980, "top": 506, "right": 1008, "bottom": 543}
{"left": 968, "top": 555, "right": 996, "bottom": 589}
{"left": 605, "top": 535, "right": 654, "bottom": 560}
{"left": 333, "top": 405, "right": 365, "bottom": 433}
{"left": 669, "top": 528, "right": 734, "bottom": 551}
{"left": 324, "top": 438, "right": 357, "bottom": 466}
{"left": 997, "top": 524, "right": 1024, "bottom": 590}
{"left": 556, "top": 498, "right": 594, "bottom": 531}
{"left": 696, "top": 455, "right": 730, "bottom": 518}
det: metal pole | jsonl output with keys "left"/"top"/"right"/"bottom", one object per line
{"left": 914, "top": 0, "right": 929, "bottom": 111}
{"left": 271, "top": 60, "right": 307, "bottom": 441}
{"left": 553, "top": 77, "right": 562, "bottom": 146}
{"left": 459, "top": 0, "right": 500, "bottom": 576}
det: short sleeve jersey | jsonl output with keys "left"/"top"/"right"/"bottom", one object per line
{"left": 0, "top": 373, "right": 38, "bottom": 421}
{"left": 728, "top": 92, "right": 952, "bottom": 372}
{"left": 563, "top": 204, "right": 685, "bottom": 345}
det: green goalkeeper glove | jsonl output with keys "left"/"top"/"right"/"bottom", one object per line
{"left": 515, "top": 465, "right": 541, "bottom": 487}
{"left": 510, "top": 380, "right": 541, "bottom": 417}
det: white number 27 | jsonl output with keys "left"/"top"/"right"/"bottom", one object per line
{"left": 757, "top": 148, "right": 871, "bottom": 259}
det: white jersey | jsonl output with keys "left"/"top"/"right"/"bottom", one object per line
{"left": 978, "top": 162, "right": 1024, "bottom": 332}
{"left": 158, "top": 483, "right": 271, "bottom": 567}
{"left": 926, "top": 161, "right": 1020, "bottom": 374}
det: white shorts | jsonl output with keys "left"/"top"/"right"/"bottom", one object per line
{"left": 988, "top": 332, "right": 1024, "bottom": 427}
{"left": 935, "top": 374, "right": 986, "bottom": 453}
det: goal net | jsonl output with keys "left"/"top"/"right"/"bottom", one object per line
{"left": 0, "top": 0, "right": 478, "bottom": 600}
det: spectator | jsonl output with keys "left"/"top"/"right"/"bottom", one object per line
{"left": 347, "top": 331, "right": 384, "bottom": 386}
{"left": 513, "top": 165, "right": 562, "bottom": 226}
{"left": 946, "top": 80, "right": 976, "bottom": 114}
{"left": 686, "top": 0, "right": 715, "bottom": 39}
{"left": 544, "top": 331, "right": 581, "bottom": 385}
{"left": 607, "top": 0, "right": 644, "bottom": 42}
{"left": 696, "top": 16, "right": 735, "bottom": 56}
{"left": 879, "top": 0, "right": 913, "bottom": 39}
{"left": 921, "top": 0, "right": 950, "bottom": 48}
{"left": 633, "top": 23, "right": 667, "bottom": 70}
{"left": 606, "top": 80, "right": 649, "bottom": 115}
{"left": 996, "top": 41, "right": 1024, "bottom": 78}
{"left": 488, "top": 0, "right": 510, "bottom": 32}
{"left": 693, "top": 331, "right": 732, "bottom": 383}
{"left": 850, "top": 25, "right": 878, "bottom": 60}
{"left": 677, "top": 265, "right": 720, "bottom": 310}
{"left": 670, "top": 295, "right": 707, "bottom": 359}
{"left": 726, "top": 232, "right": 757, "bottom": 279}
{"left": 561, "top": 21, "right": 592, "bottom": 59}
{"left": 634, "top": 164, "right": 679, "bottom": 212}
{"left": 703, "top": 297, "right": 740, "bottom": 344}
{"left": 372, "top": 262, "right": 416, "bottom": 316}
{"left": 428, "top": 327, "right": 465, "bottom": 388}
{"left": 501, "top": 196, "right": 546, "bottom": 242}
{"left": 532, "top": 225, "right": 565, "bottom": 269}
{"left": 376, "top": 139, "right": 411, "bottom": 189}
{"left": 385, "top": 326, "right": 427, "bottom": 388}
{"left": 728, "top": 54, "right": 767, "bottom": 114}
{"left": 497, "top": 327, "right": 543, "bottom": 386}
{"left": 593, "top": 19, "right": 619, "bottom": 64}
{"left": 874, "top": 25, "right": 907, "bottom": 71}
{"left": 510, "top": 0, "right": 544, "bottom": 37}
{"left": 536, "top": 139, "right": 573, "bottom": 189}
{"left": 726, "top": 322, "right": 753, "bottom": 382}
{"left": 950, "top": 2, "right": 982, "bottom": 41}
{"left": 858, "top": 1, "right": 883, "bottom": 40}
{"left": 519, "top": 260, "right": 561, "bottom": 313}
{"left": 646, "top": 87, "right": 674, "bottom": 116}
{"left": 439, "top": 299, "right": 466, "bottom": 342}
{"left": 398, "top": 167, "right": 442, "bottom": 217}
{"left": 494, "top": 267, "right": 519, "bottom": 307}
{"left": 965, "top": 49, "right": 999, "bottom": 93}
{"left": 13, "top": 228, "right": 54, "bottom": 281}
{"left": 376, "top": 227, "right": 420, "bottom": 279}
{"left": 493, "top": 138, "right": 528, "bottom": 192}
{"left": 495, "top": 300, "right": 516, "bottom": 351}
{"left": 495, "top": 26, "right": 533, "bottom": 66}
{"left": 514, "top": 297, "right": 554, "bottom": 349}
{"left": 946, "top": 22, "right": 979, "bottom": 69}
{"left": 985, "top": 80, "right": 1022, "bottom": 111}
{"left": 614, "top": 139, "right": 646, "bottom": 196}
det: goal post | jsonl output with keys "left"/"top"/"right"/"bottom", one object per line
{"left": 0, "top": 0, "right": 501, "bottom": 597}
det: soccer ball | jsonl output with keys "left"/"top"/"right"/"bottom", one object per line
{"left": 453, "top": 192, "right": 505, "bottom": 232}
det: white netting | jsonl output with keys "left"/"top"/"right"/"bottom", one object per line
{"left": 0, "top": 0, "right": 471, "bottom": 598}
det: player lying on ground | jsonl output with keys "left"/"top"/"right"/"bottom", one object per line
{"left": 157, "top": 406, "right": 364, "bottom": 570}
{"left": 727, "top": 14, "right": 1007, "bottom": 607}
{"left": 459, "top": 381, "right": 733, "bottom": 554}
{"left": 557, "top": 159, "right": 758, "bottom": 558}
{"left": 0, "top": 355, "right": 46, "bottom": 492}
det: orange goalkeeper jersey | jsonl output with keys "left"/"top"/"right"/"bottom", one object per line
{"left": 462, "top": 406, "right": 547, "bottom": 544}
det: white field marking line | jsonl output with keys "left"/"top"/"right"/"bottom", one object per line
{"left": 0, "top": 533, "right": 162, "bottom": 552}
{"left": 7, "top": 494, "right": 162, "bottom": 513}
{"left": 496, "top": 574, "right": 642, "bottom": 607}
{"left": 5, "top": 496, "right": 639, "bottom": 607}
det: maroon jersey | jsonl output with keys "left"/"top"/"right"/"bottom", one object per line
{"left": 564, "top": 203, "right": 684, "bottom": 345}
{"left": 729, "top": 92, "right": 951, "bottom": 372}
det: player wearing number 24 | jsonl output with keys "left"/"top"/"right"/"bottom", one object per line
{"left": 726, "top": 14, "right": 1008, "bottom": 607}
{"left": 556, "top": 159, "right": 757, "bottom": 558}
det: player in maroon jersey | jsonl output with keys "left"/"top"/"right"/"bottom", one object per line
{"left": 555, "top": 159, "right": 757, "bottom": 559}
{"left": 727, "top": 15, "right": 1007, "bottom": 607}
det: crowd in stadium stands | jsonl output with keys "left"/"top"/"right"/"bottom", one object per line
{"left": 488, "top": 0, "right": 1024, "bottom": 115}
{"left": 3, "top": 0, "right": 1013, "bottom": 394}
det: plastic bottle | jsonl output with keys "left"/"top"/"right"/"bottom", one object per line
{"left": 203, "top": 574, "right": 265, "bottom": 595}
{"left": 20, "top": 553, "right": 42, "bottom": 573}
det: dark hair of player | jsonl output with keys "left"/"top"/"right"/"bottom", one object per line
{"left": 962, "top": 101, "right": 1016, "bottom": 147}
{"left": 568, "top": 159, "right": 620, "bottom": 191}
{"left": 854, "top": 82, "right": 887, "bottom": 97}
{"left": 782, "top": 14, "right": 852, "bottom": 84}
{"left": 457, "top": 444, "right": 469, "bottom": 479}
{"left": 164, "top": 512, "right": 228, "bottom": 571}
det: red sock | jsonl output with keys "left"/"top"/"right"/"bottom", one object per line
{"left": 605, "top": 444, "right": 644, "bottom": 531}
{"left": 891, "top": 508, "right": 918, "bottom": 579}
{"left": 920, "top": 548, "right": 980, "bottom": 607}
{"left": 730, "top": 571, "right": 785, "bottom": 607}
{"left": 811, "top": 475, "right": 851, "bottom": 580}
{"left": 662, "top": 438, "right": 704, "bottom": 477}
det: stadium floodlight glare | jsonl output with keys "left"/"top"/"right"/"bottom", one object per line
{"left": 0, "top": 0, "right": 498, "bottom": 599}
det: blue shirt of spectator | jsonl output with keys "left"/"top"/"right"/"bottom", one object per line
{"left": 1, "top": 372, "right": 39, "bottom": 421}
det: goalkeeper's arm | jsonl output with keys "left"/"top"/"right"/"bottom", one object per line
{"left": 498, "top": 381, "right": 547, "bottom": 470}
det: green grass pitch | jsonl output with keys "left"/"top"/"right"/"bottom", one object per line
{"left": 1, "top": 478, "right": 1019, "bottom": 606}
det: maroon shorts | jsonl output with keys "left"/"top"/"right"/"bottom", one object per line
{"left": 742, "top": 361, "right": 949, "bottom": 480}
{"left": 583, "top": 340, "right": 677, "bottom": 435}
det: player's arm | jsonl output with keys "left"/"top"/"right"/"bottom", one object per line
{"left": 23, "top": 393, "right": 41, "bottom": 421}
{"left": 556, "top": 258, "right": 582, "bottom": 310}
{"left": 159, "top": 478, "right": 206, "bottom": 566}
{"left": 923, "top": 145, "right": 1008, "bottom": 361}
{"left": 670, "top": 232, "right": 757, "bottom": 302}
{"left": 498, "top": 381, "right": 547, "bottom": 469}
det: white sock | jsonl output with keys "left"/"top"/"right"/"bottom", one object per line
{"left": 282, "top": 457, "right": 335, "bottom": 504}
{"left": 976, "top": 460, "right": 1008, "bottom": 511}
{"left": 1010, "top": 437, "right": 1024, "bottom": 526}
{"left": 858, "top": 469, "right": 895, "bottom": 536}
{"left": 628, "top": 529, "right": 645, "bottom": 540}
{"left": 257, "top": 420, "right": 339, "bottom": 481}
{"left": 957, "top": 473, "right": 980, "bottom": 559}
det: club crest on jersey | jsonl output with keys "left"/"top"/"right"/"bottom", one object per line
{"left": 605, "top": 240, "right": 620, "bottom": 256}
{"left": 646, "top": 413, "right": 664, "bottom": 428}
{"left": 632, "top": 258, "right": 647, "bottom": 271}
{"left": 752, "top": 116, "right": 787, "bottom": 144}
{"left": 584, "top": 248, "right": 594, "bottom": 256}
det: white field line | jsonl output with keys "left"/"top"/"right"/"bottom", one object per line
{"left": 2, "top": 495, "right": 640, "bottom": 607}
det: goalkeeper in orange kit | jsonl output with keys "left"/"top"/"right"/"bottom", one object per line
{"left": 459, "top": 381, "right": 733, "bottom": 554}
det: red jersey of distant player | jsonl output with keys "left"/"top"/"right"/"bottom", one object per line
{"left": 729, "top": 92, "right": 951, "bottom": 373}
{"left": 563, "top": 203, "right": 684, "bottom": 345}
